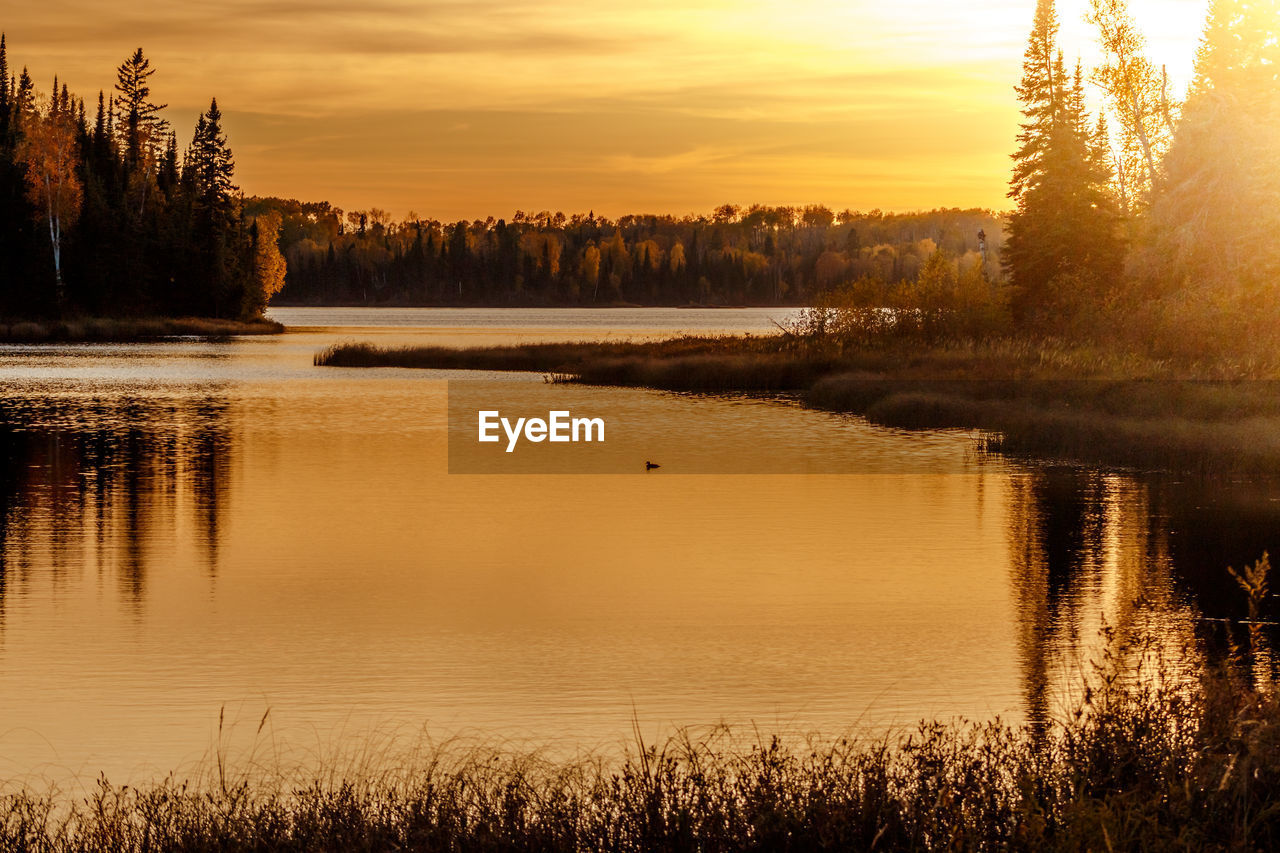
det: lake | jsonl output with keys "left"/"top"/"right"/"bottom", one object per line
{"left": 0, "top": 307, "right": 1274, "bottom": 786}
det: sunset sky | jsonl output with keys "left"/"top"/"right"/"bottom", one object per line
{"left": 5, "top": 0, "right": 1209, "bottom": 220}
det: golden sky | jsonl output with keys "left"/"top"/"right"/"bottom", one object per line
{"left": 4, "top": 0, "right": 1208, "bottom": 219}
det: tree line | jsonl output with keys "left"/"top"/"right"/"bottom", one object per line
{"left": 2, "top": 0, "right": 1274, "bottom": 338}
{"left": 0, "top": 40, "right": 285, "bottom": 319}
{"left": 252, "top": 200, "right": 1002, "bottom": 308}
{"left": 268, "top": 0, "right": 1279, "bottom": 353}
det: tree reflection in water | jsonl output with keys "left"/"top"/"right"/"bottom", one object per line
{"left": 0, "top": 396, "right": 232, "bottom": 624}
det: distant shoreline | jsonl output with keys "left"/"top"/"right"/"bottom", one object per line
{"left": 0, "top": 316, "right": 285, "bottom": 343}
{"left": 270, "top": 301, "right": 802, "bottom": 310}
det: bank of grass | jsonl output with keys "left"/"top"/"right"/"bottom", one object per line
{"left": 315, "top": 337, "right": 838, "bottom": 390}
{"left": 3, "top": 626, "right": 1280, "bottom": 851}
{"left": 315, "top": 335, "right": 1280, "bottom": 473}
{"left": 313, "top": 335, "right": 1217, "bottom": 383}
{"left": 808, "top": 375, "right": 1280, "bottom": 474}
{"left": 0, "top": 316, "right": 284, "bottom": 343}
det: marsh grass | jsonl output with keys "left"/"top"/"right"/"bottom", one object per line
{"left": 4, "top": 621, "right": 1280, "bottom": 851}
{"left": 317, "top": 334, "right": 1280, "bottom": 473}
{"left": 808, "top": 376, "right": 1280, "bottom": 474}
{"left": 0, "top": 317, "right": 284, "bottom": 343}
{"left": 312, "top": 333, "right": 1280, "bottom": 386}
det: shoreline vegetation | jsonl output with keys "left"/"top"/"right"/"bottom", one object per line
{"left": 3, "top": 619, "right": 1280, "bottom": 851}
{"left": 314, "top": 333, "right": 1280, "bottom": 476}
{"left": 0, "top": 316, "right": 283, "bottom": 343}
{"left": 269, "top": 299, "right": 763, "bottom": 309}
{"left": 0, "top": 44, "right": 286, "bottom": 331}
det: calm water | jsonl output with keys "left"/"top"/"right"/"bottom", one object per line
{"left": 0, "top": 308, "right": 1275, "bottom": 785}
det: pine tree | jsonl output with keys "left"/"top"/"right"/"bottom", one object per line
{"left": 92, "top": 92, "right": 106, "bottom": 146}
{"left": 182, "top": 98, "right": 243, "bottom": 316}
{"left": 15, "top": 67, "right": 34, "bottom": 120}
{"left": 1008, "top": 0, "right": 1061, "bottom": 204}
{"left": 0, "top": 33, "right": 17, "bottom": 313}
{"left": 0, "top": 34, "right": 10, "bottom": 126}
{"left": 113, "top": 48, "right": 167, "bottom": 169}
{"left": 187, "top": 98, "right": 236, "bottom": 217}
{"left": 1005, "top": 0, "right": 1123, "bottom": 330}
{"left": 158, "top": 130, "right": 178, "bottom": 191}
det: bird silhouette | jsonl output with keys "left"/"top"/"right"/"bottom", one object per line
{"left": 645, "top": 460, "right": 661, "bottom": 470}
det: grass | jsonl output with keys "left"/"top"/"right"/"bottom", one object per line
{"left": 315, "top": 337, "right": 837, "bottom": 391}
{"left": 315, "top": 334, "right": 1280, "bottom": 474}
{"left": 0, "top": 316, "right": 284, "bottom": 343}
{"left": 2, "top": 614, "right": 1280, "bottom": 851}
{"left": 807, "top": 375, "right": 1280, "bottom": 474}
{"left": 314, "top": 334, "right": 1266, "bottom": 383}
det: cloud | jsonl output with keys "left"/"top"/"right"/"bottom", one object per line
{"left": 13, "top": 6, "right": 630, "bottom": 57}
{"left": 601, "top": 146, "right": 751, "bottom": 176}
{"left": 222, "top": 97, "right": 1016, "bottom": 219}
{"left": 3, "top": 0, "right": 1204, "bottom": 218}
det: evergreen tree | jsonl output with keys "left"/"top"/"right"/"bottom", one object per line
{"left": 91, "top": 91, "right": 106, "bottom": 150}
{"left": 0, "top": 34, "right": 15, "bottom": 310}
{"left": 0, "top": 43, "right": 41, "bottom": 314}
{"left": 158, "top": 130, "right": 178, "bottom": 192}
{"left": 183, "top": 99, "right": 242, "bottom": 316}
{"left": 188, "top": 100, "right": 235, "bottom": 209}
{"left": 1005, "top": 0, "right": 1123, "bottom": 330}
{"left": 1008, "top": 0, "right": 1060, "bottom": 205}
{"left": 0, "top": 34, "right": 10, "bottom": 124}
{"left": 14, "top": 68, "right": 33, "bottom": 119}
{"left": 113, "top": 48, "right": 167, "bottom": 169}
{"left": 0, "top": 43, "right": 270, "bottom": 320}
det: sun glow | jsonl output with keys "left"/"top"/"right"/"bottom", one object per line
{"left": 1, "top": 0, "right": 1213, "bottom": 217}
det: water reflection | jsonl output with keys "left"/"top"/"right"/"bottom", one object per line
{"left": 0, "top": 396, "right": 232, "bottom": 622}
{"left": 2, "top": 339, "right": 1280, "bottom": 782}
{"left": 1006, "top": 465, "right": 1280, "bottom": 728}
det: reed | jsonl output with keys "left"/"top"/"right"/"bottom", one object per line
{"left": 807, "top": 375, "right": 1280, "bottom": 473}
{"left": 2, "top": 619, "right": 1279, "bottom": 851}
{"left": 313, "top": 335, "right": 791, "bottom": 372}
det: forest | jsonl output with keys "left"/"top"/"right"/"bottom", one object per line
{"left": 1, "top": 0, "right": 1277, "bottom": 350}
{"left": 0, "top": 41, "right": 285, "bottom": 320}
{"left": 0, "top": 35, "right": 1003, "bottom": 320}
{"left": 254, "top": 199, "right": 1002, "bottom": 309}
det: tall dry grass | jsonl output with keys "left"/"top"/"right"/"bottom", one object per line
{"left": 3, "top": 606, "right": 1280, "bottom": 851}
{"left": 316, "top": 333, "right": 1280, "bottom": 473}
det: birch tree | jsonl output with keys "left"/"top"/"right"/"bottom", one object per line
{"left": 18, "top": 99, "right": 82, "bottom": 307}
{"left": 1086, "top": 0, "right": 1175, "bottom": 211}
